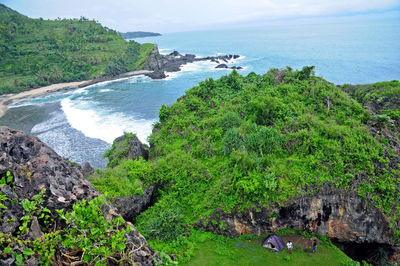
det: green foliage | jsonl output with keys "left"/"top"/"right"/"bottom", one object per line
{"left": 223, "top": 128, "right": 244, "bottom": 154}
{"left": 57, "top": 196, "right": 135, "bottom": 265}
{"left": 137, "top": 206, "right": 184, "bottom": 241}
{"left": 159, "top": 104, "right": 170, "bottom": 122}
{"left": 0, "top": 4, "right": 155, "bottom": 94}
{"left": 90, "top": 158, "right": 149, "bottom": 197}
{"left": 104, "top": 132, "right": 140, "bottom": 168}
{"left": 135, "top": 67, "right": 400, "bottom": 257}
{"left": 0, "top": 187, "right": 140, "bottom": 265}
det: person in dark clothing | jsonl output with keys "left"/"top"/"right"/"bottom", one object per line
{"left": 312, "top": 240, "right": 317, "bottom": 254}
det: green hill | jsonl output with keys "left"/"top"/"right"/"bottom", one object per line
{"left": 93, "top": 67, "right": 399, "bottom": 263}
{"left": 0, "top": 4, "right": 154, "bottom": 94}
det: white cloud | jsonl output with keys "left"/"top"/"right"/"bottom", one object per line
{"left": 1, "top": 0, "right": 399, "bottom": 32}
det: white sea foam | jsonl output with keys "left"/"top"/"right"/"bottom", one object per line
{"left": 159, "top": 48, "right": 174, "bottom": 55}
{"left": 61, "top": 98, "right": 155, "bottom": 144}
{"left": 99, "top": 89, "right": 112, "bottom": 93}
{"left": 127, "top": 75, "right": 152, "bottom": 83}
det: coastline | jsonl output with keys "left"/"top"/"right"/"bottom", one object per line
{"left": 0, "top": 70, "right": 153, "bottom": 118}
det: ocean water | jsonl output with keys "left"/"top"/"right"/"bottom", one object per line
{"left": 1, "top": 18, "right": 399, "bottom": 168}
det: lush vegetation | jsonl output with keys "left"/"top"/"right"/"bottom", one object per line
{"left": 0, "top": 172, "right": 142, "bottom": 265}
{"left": 91, "top": 67, "right": 399, "bottom": 263}
{"left": 0, "top": 4, "right": 154, "bottom": 94}
{"left": 120, "top": 31, "right": 161, "bottom": 39}
{"left": 341, "top": 80, "right": 400, "bottom": 130}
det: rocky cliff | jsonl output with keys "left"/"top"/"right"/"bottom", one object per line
{"left": 198, "top": 186, "right": 395, "bottom": 245}
{"left": 143, "top": 45, "right": 241, "bottom": 79}
{"left": 0, "top": 127, "right": 158, "bottom": 265}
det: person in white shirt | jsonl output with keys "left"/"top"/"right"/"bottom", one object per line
{"left": 287, "top": 241, "right": 293, "bottom": 254}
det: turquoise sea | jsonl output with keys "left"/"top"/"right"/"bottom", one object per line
{"left": 1, "top": 17, "right": 399, "bottom": 168}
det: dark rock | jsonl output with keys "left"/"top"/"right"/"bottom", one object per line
{"left": 113, "top": 133, "right": 149, "bottom": 161}
{"left": 230, "top": 66, "right": 243, "bottom": 70}
{"left": 28, "top": 217, "right": 43, "bottom": 241}
{"left": 145, "top": 70, "right": 166, "bottom": 79}
{"left": 81, "top": 162, "right": 94, "bottom": 178}
{"left": 197, "top": 186, "right": 397, "bottom": 246}
{"left": 0, "top": 127, "right": 159, "bottom": 265}
{"left": 143, "top": 45, "right": 242, "bottom": 77}
{"left": 0, "top": 126, "right": 99, "bottom": 211}
{"left": 169, "top": 51, "right": 181, "bottom": 57}
{"left": 216, "top": 64, "right": 229, "bottom": 69}
{"left": 113, "top": 185, "right": 156, "bottom": 223}
{"left": 233, "top": 55, "right": 240, "bottom": 59}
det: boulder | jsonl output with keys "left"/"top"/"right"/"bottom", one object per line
{"left": 113, "top": 185, "right": 156, "bottom": 223}
{"left": 145, "top": 70, "right": 166, "bottom": 79}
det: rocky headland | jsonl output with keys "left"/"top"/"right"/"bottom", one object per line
{"left": 143, "top": 45, "right": 242, "bottom": 79}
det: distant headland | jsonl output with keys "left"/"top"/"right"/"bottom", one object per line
{"left": 119, "top": 31, "right": 162, "bottom": 39}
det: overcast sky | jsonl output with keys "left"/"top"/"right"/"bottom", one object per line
{"left": 1, "top": 0, "right": 399, "bottom": 33}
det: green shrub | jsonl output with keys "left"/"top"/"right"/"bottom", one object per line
{"left": 90, "top": 158, "right": 149, "bottom": 197}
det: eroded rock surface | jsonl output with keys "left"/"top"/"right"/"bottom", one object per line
{"left": 0, "top": 126, "right": 98, "bottom": 210}
{"left": 198, "top": 186, "right": 396, "bottom": 246}
{"left": 0, "top": 127, "right": 159, "bottom": 265}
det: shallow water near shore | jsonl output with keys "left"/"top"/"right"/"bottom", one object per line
{"left": 1, "top": 17, "right": 399, "bottom": 168}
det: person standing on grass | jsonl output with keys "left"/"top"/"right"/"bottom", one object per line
{"left": 287, "top": 241, "right": 293, "bottom": 254}
{"left": 312, "top": 240, "right": 317, "bottom": 254}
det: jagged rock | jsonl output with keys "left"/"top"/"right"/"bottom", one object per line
{"left": 215, "top": 64, "right": 229, "bottom": 69}
{"left": 28, "top": 217, "right": 43, "bottom": 241}
{"left": 0, "top": 185, "right": 22, "bottom": 234}
{"left": 0, "top": 126, "right": 98, "bottom": 211}
{"left": 145, "top": 70, "right": 166, "bottom": 79}
{"left": 113, "top": 185, "right": 156, "bottom": 222}
{"left": 169, "top": 51, "right": 181, "bottom": 57}
{"left": 0, "top": 127, "right": 159, "bottom": 265}
{"left": 198, "top": 186, "right": 397, "bottom": 246}
{"left": 143, "top": 45, "right": 243, "bottom": 75}
{"left": 113, "top": 133, "right": 149, "bottom": 161}
{"left": 81, "top": 162, "right": 94, "bottom": 178}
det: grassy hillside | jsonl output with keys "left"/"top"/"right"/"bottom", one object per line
{"left": 340, "top": 80, "right": 400, "bottom": 129}
{"left": 92, "top": 67, "right": 399, "bottom": 262}
{"left": 0, "top": 4, "right": 154, "bottom": 94}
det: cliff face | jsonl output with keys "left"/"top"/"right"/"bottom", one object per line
{"left": 0, "top": 127, "right": 158, "bottom": 265}
{"left": 199, "top": 186, "right": 395, "bottom": 245}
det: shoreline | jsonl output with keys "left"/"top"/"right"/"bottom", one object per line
{"left": 0, "top": 70, "right": 153, "bottom": 118}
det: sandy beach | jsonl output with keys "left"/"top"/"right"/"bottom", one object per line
{"left": 0, "top": 70, "right": 153, "bottom": 117}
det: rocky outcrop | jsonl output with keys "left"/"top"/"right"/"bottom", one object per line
{"left": 198, "top": 185, "right": 397, "bottom": 247}
{"left": 215, "top": 64, "right": 243, "bottom": 70}
{"left": 143, "top": 45, "right": 242, "bottom": 79}
{"left": 0, "top": 127, "right": 159, "bottom": 265}
{"left": 113, "top": 185, "right": 156, "bottom": 223}
{"left": 113, "top": 133, "right": 149, "bottom": 161}
{"left": 0, "top": 126, "right": 98, "bottom": 211}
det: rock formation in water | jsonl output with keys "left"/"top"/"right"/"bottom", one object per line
{"left": 143, "top": 44, "right": 242, "bottom": 79}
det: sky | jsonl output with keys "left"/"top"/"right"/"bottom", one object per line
{"left": 1, "top": 0, "right": 399, "bottom": 33}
